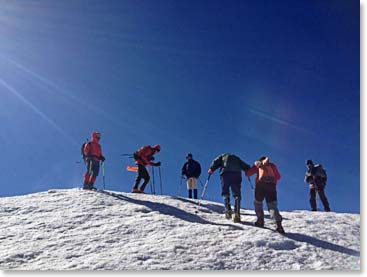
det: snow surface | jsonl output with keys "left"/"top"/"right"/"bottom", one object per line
{"left": 0, "top": 189, "right": 360, "bottom": 270}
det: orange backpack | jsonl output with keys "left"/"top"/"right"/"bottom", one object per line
{"left": 258, "top": 164, "right": 276, "bottom": 183}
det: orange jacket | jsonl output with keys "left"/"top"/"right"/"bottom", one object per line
{"left": 135, "top": 146, "right": 157, "bottom": 166}
{"left": 84, "top": 133, "right": 103, "bottom": 161}
{"left": 246, "top": 158, "right": 281, "bottom": 185}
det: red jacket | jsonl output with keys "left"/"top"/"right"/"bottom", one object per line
{"left": 135, "top": 146, "right": 157, "bottom": 166}
{"left": 246, "top": 161, "right": 281, "bottom": 185}
{"left": 84, "top": 134, "right": 103, "bottom": 161}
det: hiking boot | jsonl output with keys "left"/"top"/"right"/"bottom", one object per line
{"left": 233, "top": 213, "right": 241, "bottom": 223}
{"left": 225, "top": 210, "right": 232, "bottom": 219}
{"left": 275, "top": 221, "right": 285, "bottom": 234}
{"left": 132, "top": 188, "right": 139, "bottom": 193}
{"left": 254, "top": 219, "right": 264, "bottom": 228}
{"left": 138, "top": 189, "right": 145, "bottom": 194}
{"left": 83, "top": 184, "right": 92, "bottom": 190}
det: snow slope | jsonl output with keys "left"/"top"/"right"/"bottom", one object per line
{"left": 0, "top": 189, "right": 360, "bottom": 270}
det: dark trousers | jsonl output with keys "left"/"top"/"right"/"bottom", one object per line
{"left": 255, "top": 182, "right": 277, "bottom": 203}
{"left": 84, "top": 159, "right": 100, "bottom": 188}
{"left": 220, "top": 172, "right": 242, "bottom": 198}
{"left": 310, "top": 186, "right": 330, "bottom": 211}
{"left": 133, "top": 164, "right": 150, "bottom": 191}
{"left": 254, "top": 182, "right": 282, "bottom": 222}
{"left": 221, "top": 172, "right": 242, "bottom": 214}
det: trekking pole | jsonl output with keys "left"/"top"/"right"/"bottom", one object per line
{"left": 247, "top": 177, "right": 254, "bottom": 191}
{"left": 198, "top": 177, "right": 209, "bottom": 200}
{"left": 198, "top": 175, "right": 211, "bottom": 206}
{"left": 121, "top": 154, "right": 134, "bottom": 158}
{"left": 151, "top": 167, "right": 156, "bottom": 195}
{"left": 198, "top": 178, "right": 205, "bottom": 188}
{"left": 178, "top": 176, "right": 184, "bottom": 197}
{"left": 158, "top": 166, "right": 163, "bottom": 195}
{"left": 102, "top": 161, "right": 106, "bottom": 190}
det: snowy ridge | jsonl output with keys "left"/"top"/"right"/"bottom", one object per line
{"left": 0, "top": 189, "right": 360, "bottom": 270}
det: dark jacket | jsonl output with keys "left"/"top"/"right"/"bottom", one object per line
{"left": 210, "top": 153, "right": 250, "bottom": 176}
{"left": 182, "top": 159, "right": 202, "bottom": 179}
{"left": 304, "top": 164, "right": 327, "bottom": 186}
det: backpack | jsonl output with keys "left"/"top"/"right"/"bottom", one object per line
{"left": 258, "top": 164, "right": 276, "bottom": 183}
{"left": 81, "top": 142, "right": 91, "bottom": 161}
{"left": 133, "top": 151, "right": 140, "bottom": 161}
{"left": 314, "top": 165, "right": 327, "bottom": 182}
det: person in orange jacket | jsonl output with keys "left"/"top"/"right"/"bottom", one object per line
{"left": 132, "top": 145, "right": 161, "bottom": 193}
{"left": 83, "top": 132, "right": 105, "bottom": 190}
{"left": 246, "top": 156, "right": 284, "bottom": 233}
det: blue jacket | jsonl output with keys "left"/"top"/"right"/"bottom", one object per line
{"left": 182, "top": 159, "right": 201, "bottom": 179}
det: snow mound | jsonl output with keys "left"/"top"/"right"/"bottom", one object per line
{"left": 0, "top": 189, "right": 360, "bottom": 270}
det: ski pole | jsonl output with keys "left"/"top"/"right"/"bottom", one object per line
{"left": 158, "top": 166, "right": 163, "bottom": 195}
{"left": 102, "top": 161, "right": 106, "bottom": 190}
{"left": 247, "top": 177, "right": 254, "bottom": 191}
{"left": 198, "top": 175, "right": 211, "bottom": 206}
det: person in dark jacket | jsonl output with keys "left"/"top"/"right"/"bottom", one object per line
{"left": 132, "top": 145, "right": 161, "bottom": 193}
{"left": 304, "top": 159, "right": 330, "bottom": 212}
{"left": 246, "top": 156, "right": 284, "bottom": 233}
{"left": 208, "top": 153, "right": 250, "bottom": 223}
{"left": 181, "top": 153, "right": 202, "bottom": 199}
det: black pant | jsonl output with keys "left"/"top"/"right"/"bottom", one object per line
{"left": 220, "top": 172, "right": 242, "bottom": 198}
{"left": 133, "top": 164, "right": 150, "bottom": 191}
{"left": 255, "top": 182, "right": 277, "bottom": 203}
{"left": 310, "top": 186, "right": 330, "bottom": 211}
{"left": 85, "top": 159, "right": 100, "bottom": 176}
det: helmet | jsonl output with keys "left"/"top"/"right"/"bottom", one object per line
{"left": 153, "top": 144, "right": 161, "bottom": 152}
{"left": 92, "top": 132, "right": 102, "bottom": 141}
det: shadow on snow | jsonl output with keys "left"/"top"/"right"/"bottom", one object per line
{"left": 99, "top": 191, "right": 359, "bottom": 257}
{"left": 99, "top": 191, "right": 243, "bottom": 231}
{"left": 284, "top": 233, "right": 360, "bottom": 257}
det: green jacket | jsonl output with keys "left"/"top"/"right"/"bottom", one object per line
{"left": 210, "top": 153, "right": 250, "bottom": 175}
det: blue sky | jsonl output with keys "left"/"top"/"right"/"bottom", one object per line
{"left": 0, "top": 0, "right": 359, "bottom": 213}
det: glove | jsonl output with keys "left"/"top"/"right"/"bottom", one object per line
{"left": 208, "top": 169, "right": 214, "bottom": 175}
{"left": 100, "top": 156, "right": 106, "bottom": 162}
{"left": 150, "top": 156, "right": 155, "bottom": 161}
{"left": 154, "top": 161, "right": 161, "bottom": 167}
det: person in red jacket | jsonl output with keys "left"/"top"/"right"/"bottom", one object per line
{"left": 132, "top": 145, "right": 161, "bottom": 193}
{"left": 246, "top": 156, "right": 284, "bottom": 233}
{"left": 83, "top": 132, "right": 105, "bottom": 190}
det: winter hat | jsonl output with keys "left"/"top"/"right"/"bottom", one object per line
{"left": 92, "top": 132, "right": 101, "bottom": 140}
{"left": 153, "top": 144, "right": 161, "bottom": 152}
{"left": 255, "top": 156, "right": 269, "bottom": 167}
{"left": 186, "top": 153, "right": 193, "bottom": 159}
{"left": 306, "top": 159, "right": 314, "bottom": 166}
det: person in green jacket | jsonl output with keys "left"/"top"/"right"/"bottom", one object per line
{"left": 208, "top": 153, "right": 251, "bottom": 223}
